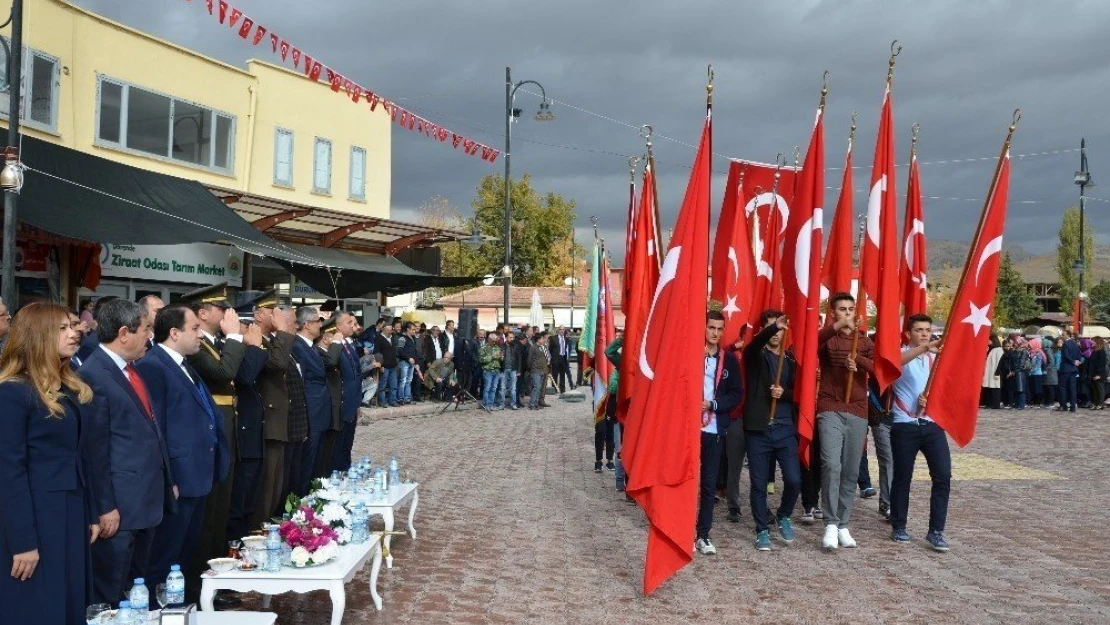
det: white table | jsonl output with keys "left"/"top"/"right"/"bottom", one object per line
{"left": 199, "top": 538, "right": 384, "bottom": 624}
{"left": 352, "top": 482, "right": 419, "bottom": 569}
{"left": 193, "top": 613, "right": 277, "bottom": 624}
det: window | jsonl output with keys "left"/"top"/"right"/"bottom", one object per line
{"left": 95, "top": 75, "right": 235, "bottom": 172}
{"left": 313, "top": 137, "right": 332, "bottom": 194}
{"left": 349, "top": 146, "right": 366, "bottom": 200}
{"left": 274, "top": 128, "right": 294, "bottom": 186}
{"left": 0, "top": 41, "right": 60, "bottom": 132}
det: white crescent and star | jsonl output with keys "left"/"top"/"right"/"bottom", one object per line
{"left": 744, "top": 193, "right": 790, "bottom": 234}
{"left": 639, "top": 246, "right": 680, "bottom": 381}
{"left": 904, "top": 218, "right": 927, "bottom": 289}
{"left": 793, "top": 208, "right": 823, "bottom": 296}
{"left": 975, "top": 236, "right": 1003, "bottom": 285}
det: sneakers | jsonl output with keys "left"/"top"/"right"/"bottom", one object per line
{"left": 605, "top": 461, "right": 616, "bottom": 471}
{"left": 776, "top": 517, "right": 795, "bottom": 543}
{"left": 879, "top": 502, "right": 890, "bottom": 521}
{"left": 838, "top": 528, "right": 857, "bottom": 548}
{"left": 891, "top": 528, "right": 912, "bottom": 543}
{"left": 822, "top": 525, "right": 839, "bottom": 551}
{"left": 926, "top": 531, "right": 950, "bottom": 552}
{"left": 727, "top": 509, "right": 742, "bottom": 523}
{"left": 800, "top": 508, "right": 815, "bottom": 524}
{"left": 695, "top": 538, "right": 717, "bottom": 555}
{"left": 813, "top": 506, "right": 824, "bottom": 520}
{"left": 860, "top": 487, "right": 877, "bottom": 499}
{"left": 766, "top": 482, "right": 776, "bottom": 495}
{"left": 754, "top": 530, "right": 773, "bottom": 551}
{"left": 594, "top": 462, "right": 602, "bottom": 473}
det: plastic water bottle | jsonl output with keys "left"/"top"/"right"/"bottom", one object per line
{"left": 115, "top": 600, "right": 134, "bottom": 624}
{"left": 330, "top": 469, "right": 341, "bottom": 487}
{"left": 165, "top": 564, "right": 185, "bottom": 606}
{"left": 388, "top": 457, "right": 401, "bottom": 491}
{"left": 375, "top": 467, "right": 387, "bottom": 497}
{"left": 351, "top": 504, "right": 368, "bottom": 544}
{"left": 265, "top": 525, "right": 283, "bottom": 573}
{"left": 128, "top": 578, "right": 149, "bottom": 619}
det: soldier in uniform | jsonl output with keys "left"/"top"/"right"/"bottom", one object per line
{"left": 181, "top": 282, "right": 257, "bottom": 608}
{"left": 226, "top": 294, "right": 270, "bottom": 543}
{"left": 314, "top": 316, "right": 344, "bottom": 478}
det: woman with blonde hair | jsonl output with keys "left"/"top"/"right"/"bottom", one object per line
{"left": 0, "top": 302, "right": 101, "bottom": 625}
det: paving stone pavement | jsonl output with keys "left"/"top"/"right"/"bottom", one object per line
{"left": 226, "top": 400, "right": 1110, "bottom": 624}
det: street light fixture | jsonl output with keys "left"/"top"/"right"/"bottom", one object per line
{"left": 503, "top": 67, "right": 554, "bottom": 325}
{"left": 1074, "top": 138, "right": 1093, "bottom": 332}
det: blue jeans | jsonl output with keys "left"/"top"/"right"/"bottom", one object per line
{"left": 890, "top": 420, "right": 951, "bottom": 534}
{"left": 377, "top": 366, "right": 396, "bottom": 405}
{"left": 697, "top": 432, "right": 723, "bottom": 540}
{"left": 482, "top": 370, "right": 501, "bottom": 407}
{"left": 745, "top": 427, "right": 802, "bottom": 533}
{"left": 529, "top": 372, "right": 545, "bottom": 408}
{"left": 398, "top": 361, "right": 413, "bottom": 402}
{"left": 501, "top": 370, "right": 519, "bottom": 407}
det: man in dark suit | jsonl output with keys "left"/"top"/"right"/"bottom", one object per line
{"left": 137, "top": 294, "right": 165, "bottom": 352}
{"left": 137, "top": 305, "right": 230, "bottom": 594}
{"left": 249, "top": 296, "right": 302, "bottom": 527}
{"left": 225, "top": 299, "right": 269, "bottom": 545}
{"left": 79, "top": 298, "right": 174, "bottom": 606}
{"left": 323, "top": 311, "right": 364, "bottom": 472}
{"left": 314, "top": 317, "right": 344, "bottom": 479}
{"left": 181, "top": 283, "right": 249, "bottom": 607}
{"left": 527, "top": 332, "right": 552, "bottom": 410}
{"left": 551, "top": 326, "right": 575, "bottom": 393}
{"left": 75, "top": 296, "right": 122, "bottom": 363}
{"left": 293, "top": 306, "right": 333, "bottom": 496}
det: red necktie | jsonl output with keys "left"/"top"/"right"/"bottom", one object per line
{"left": 125, "top": 364, "right": 156, "bottom": 421}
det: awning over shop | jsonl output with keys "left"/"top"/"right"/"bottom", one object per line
{"left": 18, "top": 136, "right": 282, "bottom": 250}
{"left": 272, "top": 243, "right": 480, "bottom": 299}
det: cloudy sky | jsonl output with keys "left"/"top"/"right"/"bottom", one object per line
{"left": 73, "top": 0, "right": 1110, "bottom": 261}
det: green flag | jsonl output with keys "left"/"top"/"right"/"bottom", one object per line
{"left": 579, "top": 241, "right": 601, "bottom": 357}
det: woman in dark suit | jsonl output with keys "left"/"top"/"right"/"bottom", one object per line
{"left": 0, "top": 302, "right": 101, "bottom": 625}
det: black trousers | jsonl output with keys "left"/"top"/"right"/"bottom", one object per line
{"left": 227, "top": 457, "right": 264, "bottom": 543}
{"left": 90, "top": 526, "right": 155, "bottom": 606}
{"left": 697, "top": 432, "right": 723, "bottom": 540}
{"left": 594, "top": 417, "right": 615, "bottom": 463}
{"left": 890, "top": 420, "right": 951, "bottom": 534}
{"left": 147, "top": 496, "right": 206, "bottom": 598}
{"left": 801, "top": 423, "right": 822, "bottom": 511}
{"left": 984, "top": 387, "right": 1001, "bottom": 409}
{"left": 300, "top": 431, "right": 325, "bottom": 496}
{"left": 553, "top": 356, "right": 572, "bottom": 392}
{"left": 746, "top": 428, "right": 802, "bottom": 533}
{"left": 280, "top": 439, "right": 304, "bottom": 515}
{"left": 332, "top": 419, "right": 358, "bottom": 472}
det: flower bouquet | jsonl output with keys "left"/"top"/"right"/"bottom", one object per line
{"left": 278, "top": 506, "right": 340, "bottom": 567}
{"left": 280, "top": 483, "right": 354, "bottom": 546}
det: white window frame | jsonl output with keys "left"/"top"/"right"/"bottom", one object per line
{"left": 0, "top": 39, "right": 60, "bottom": 134}
{"left": 273, "top": 127, "right": 294, "bottom": 187}
{"left": 313, "top": 137, "right": 332, "bottom": 195}
{"left": 349, "top": 145, "right": 366, "bottom": 201}
{"left": 94, "top": 74, "right": 236, "bottom": 175}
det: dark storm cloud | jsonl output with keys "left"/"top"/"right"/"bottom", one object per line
{"left": 73, "top": 0, "right": 1110, "bottom": 260}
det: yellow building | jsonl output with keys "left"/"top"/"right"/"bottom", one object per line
{"left": 0, "top": 0, "right": 391, "bottom": 217}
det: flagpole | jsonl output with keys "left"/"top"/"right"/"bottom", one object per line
{"left": 706, "top": 64, "right": 714, "bottom": 252}
{"left": 845, "top": 41, "right": 901, "bottom": 403}
{"left": 641, "top": 125, "right": 664, "bottom": 267}
{"left": 920, "top": 109, "right": 1021, "bottom": 411}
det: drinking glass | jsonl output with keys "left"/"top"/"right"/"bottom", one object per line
{"left": 155, "top": 584, "right": 169, "bottom": 609}
{"left": 228, "top": 539, "right": 242, "bottom": 560}
{"left": 86, "top": 603, "right": 110, "bottom": 624}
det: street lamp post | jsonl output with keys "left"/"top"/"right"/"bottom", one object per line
{"left": 1075, "top": 138, "right": 1093, "bottom": 332}
{"left": 564, "top": 236, "right": 577, "bottom": 329}
{"left": 503, "top": 67, "right": 554, "bottom": 325}
{"left": 0, "top": 0, "right": 24, "bottom": 309}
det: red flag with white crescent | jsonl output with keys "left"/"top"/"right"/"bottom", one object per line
{"left": 592, "top": 254, "right": 616, "bottom": 416}
{"left": 624, "top": 110, "right": 710, "bottom": 595}
{"left": 781, "top": 107, "right": 824, "bottom": 468}
{"left": 718, "top": 162, "right": 756, "bottom": 349}
{"left": 822, "top": 138, "right": 855, "bottom": 306}
{"left": 746, "top": 189, "right": 785, "bottom": 334}
{"left": 901, "top": 154, "right": 928, "bottom": 317}
{"left": 710, "top": 160, "right": 741, "bottom": 304}
{"left": 862, "top": 88, "right": 903, "bottom": 390}
{"left": 618, "top": 163, "right": 661, "bottom": 423}
{"left": 926, "top": 152, "right": 1011, "bottom": 446}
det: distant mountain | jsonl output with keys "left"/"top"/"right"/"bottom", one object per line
{"left": 927, "top": 239, "right": 1033, "bottom": 273}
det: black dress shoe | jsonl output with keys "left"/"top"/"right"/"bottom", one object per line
{"left": 727, "top": 510, "right": 741, "bottom": 523}
{"left": 213, "top": 593, "right": 243, "bottom": 609}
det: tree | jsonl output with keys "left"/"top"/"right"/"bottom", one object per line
{"left": 1057, "top": 206, "right": 1095, "bottom": 314}
{"left": 1088, "top": 279, "right": 1110, "bottom": 322}
{"left": 926, "top": 264, "right": 960, "bottom": 323}
{"left": 994, "top": 252, "right": 1041, "bottom": 328}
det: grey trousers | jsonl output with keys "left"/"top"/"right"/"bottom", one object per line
{"left": 817, "top": 411, "right": 868, "bottom": 527}
{"left": 871, "top": 420, "right": 893, "bottom": 506}
{"left": 725, "top": 419, "right": 747, "bottom": 513}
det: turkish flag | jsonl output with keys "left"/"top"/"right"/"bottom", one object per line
{"left": 218, "top": 0, "right": 228, "bottom": 24}
{"left": 781, "top": 108, "right": 824, "bottom": 468}
{"left": 746, "top": 187, "right": 785, "bottom": 334}
{"left": 901, "top": 155, "right": 928, "bottom": 316}
{"left": 617, "top": 164, "right": 662, "bottom": 423}
{"left": 710, "top": 160, "right": 741, "bottom": 304}
{"left": 822, "top": 140, "right": 855, "bottom": 308}
{"left": 623, "top": 111, "right": 711, "bottom": 595}
{"left": 592, "top": 253, "right": 617, "bottom": 416}
{"left": 861, "top": 88, "right": 903, "bottom": 391}
{"left": 927, "top": 152, "right": 1011, "bottom": 446}
{"left": 718, "top": 162, "right": 756, "bottom": 348}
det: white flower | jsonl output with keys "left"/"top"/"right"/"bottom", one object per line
{"left": 290, "top": 510, "right": 307, "bottom": 525}
{"left": 290, "top": 546, "right": 311, "bottom": 567}
{"left": 316, "top": 488, "right": 344, "bottom": 502}
{"left": 313, "top": 540, "right": 338, "bottom": 563}
{"left": 335, "top": 527, "right": 352, "bottom": 545}
{"left": 312, "top": 527, "right": 323, "bottom": 536}
{"left": 319, "top": 502, "right": 348, "bottom": 525}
